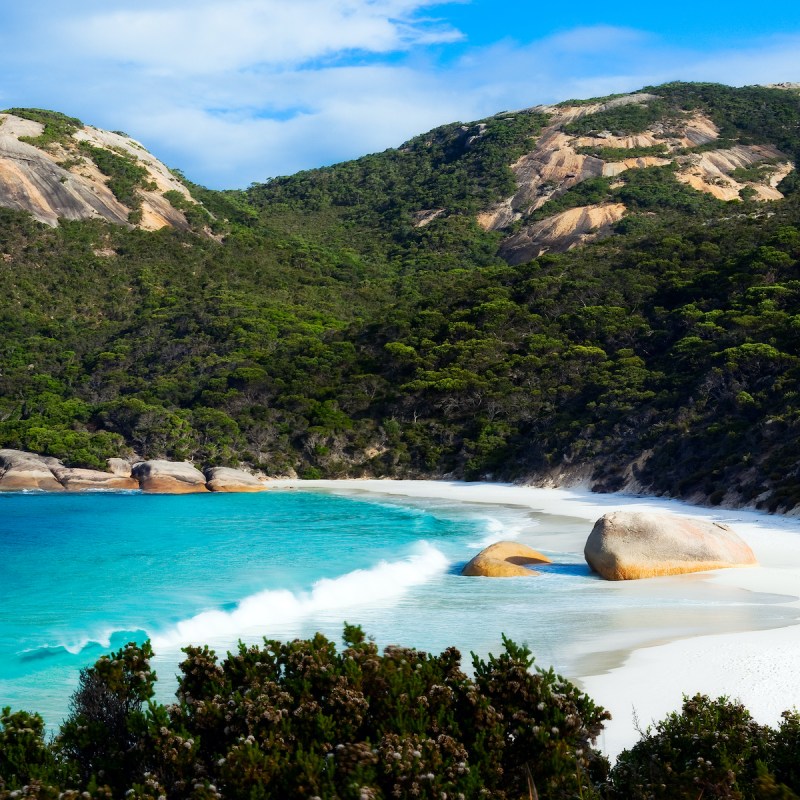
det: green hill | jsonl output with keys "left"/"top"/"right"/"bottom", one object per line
{"left": 1, "top": 82, "right": 799, "bottom": 511}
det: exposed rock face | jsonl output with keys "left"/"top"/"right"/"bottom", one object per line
{"left": 50, "top": 466, "right": 139, "bottom": 491}
{"left": 0, "top": 449, "right": 64, "bottom": 491}
{"left": 499, "top": 202, "right": 626, "bottom": 265}
{"left": 106, "top": 458, "right": 133, "bottom": 477}
{"left": 584, "top": 511, "right": 758, "bottom": 580}
{"left": 132, "top": 460, "right": 209, "bottom": 493}
{"left": 462, "top": 541, "right": 552, "bottom": 577}
{"left": 675, "top": 144, "right": 789, "bottom": 200}
{"left": 475, "top": 94, "right": 794, "bottom": 261}
{"left": 0, "top": 112, "right": 196, "bottom": 230}
{"left": 205, "top": 466, "right": 268, "bottom": 493}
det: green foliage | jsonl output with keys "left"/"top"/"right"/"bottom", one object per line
{"left": 3, "top": 638, "right": 800, "bottom": 798}
{"left": 576, "top": 143, "right": 668, "bottom": 161}
{"left": 1, "top": 83, "right": 800, "bottom": 510}
{"left": 562, "top": 99, "right": 670, "bottom": 136}
{"left": 5, "top": 107, "right": 82, "bottom": 148}
{"left": 0, "top": 707, "right": 59, "bottom": 790}
{"left": 612, "top": 164, "right": 727, "bottom": 214}
{"left": 649, "top": 83, "right": 800, "bottom": 156}
{"left": 527, "top": 177, "right": 614, "bottom": 222}
{"left": 79, "top": 143, "right": 150, "bottom": 209}
{"left": 0, "top": 631, "right": 610, "bottom": 799}
{"left": 609, "top": 694, "right": 800, "bottom": 799}
{"left": 55, "top": 641, "right": 156, "bottom": 791}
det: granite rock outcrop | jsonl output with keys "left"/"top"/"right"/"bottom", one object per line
{"left": 131, "top": 460, "right": 209, "bottom": 494}
{"left": 584, "top": 511, "right": 758, "bottom": 580}
{"left": 462, "top": 540, "right": 552, "bottom": 577}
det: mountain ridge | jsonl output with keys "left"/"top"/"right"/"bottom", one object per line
{"left": 1, "top": 82, "right": 799, "bottom": 512}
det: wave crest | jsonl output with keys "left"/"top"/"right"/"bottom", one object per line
{"left": 152, "top": 541, "right": 448, "bottom": 652}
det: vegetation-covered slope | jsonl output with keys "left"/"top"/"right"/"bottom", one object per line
{"left": 1, "top": 82, "right": 799, "bottom": 510}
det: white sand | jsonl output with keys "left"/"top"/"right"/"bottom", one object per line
{"left": 270, "top": 479, "right": 800, "bottom": 759}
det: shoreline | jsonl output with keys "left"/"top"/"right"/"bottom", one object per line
{"left": 270, "top": 478, "right": 800, "bottom": 759}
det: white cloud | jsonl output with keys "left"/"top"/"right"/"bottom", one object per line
{"left": 1, "top": 2, "right": 799, "bottom": 189}
{"left": 66, "top": 0, "right": 462, "bottom": 74}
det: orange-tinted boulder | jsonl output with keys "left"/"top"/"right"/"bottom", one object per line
{"left": 462, "top": 541, "right": 552, "bottom": 577}
{"left": 0, "top": 449, "right": 64, "bottom": 491}
{"left": 205, "top": 467, "right": 268, "bottom": 492}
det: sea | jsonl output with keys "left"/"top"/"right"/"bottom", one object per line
{"left": 1, "top": 486, "right": 797, "bottom": 730}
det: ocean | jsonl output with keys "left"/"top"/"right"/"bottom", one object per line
{"left": 1, "top": 486, "right": 796, "bottom": 729}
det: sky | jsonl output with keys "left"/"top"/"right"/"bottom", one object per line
{"left": 1, "top": 0, "right": 799, "bottom": 189}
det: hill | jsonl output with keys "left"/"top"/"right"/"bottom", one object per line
{"left": 1, "top": 82, "right": 799, "bottom": 511}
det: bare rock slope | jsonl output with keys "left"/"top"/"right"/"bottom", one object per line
{"left": 474, "top": 93, "right": 795, "bottom": 261}
{"left": 0, "top": 110, "right": 200, "bottom": 230}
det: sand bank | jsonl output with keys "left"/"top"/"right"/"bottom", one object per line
{"left": 271, "top": 479, "right": 800, "bottom": 759}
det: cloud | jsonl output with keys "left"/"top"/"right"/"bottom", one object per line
{"left": 1, "top": 2, "right": 798, "bottom": 189}
{"left": 66, "top": 0, "right": 463, "bottom": 74}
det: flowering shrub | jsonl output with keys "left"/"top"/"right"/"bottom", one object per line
{"left": 608, "top": 694, "right": 799, "bottom": 799}
{"left": 0, "top": 629, "right": 608, "bottom": 799}
{"left": 2, "top": 634, "right": 798, "bottom": 799}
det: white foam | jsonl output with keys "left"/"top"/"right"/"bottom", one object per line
{"left": 466, "top": 515, "right": 524, "bottom": 549}
{"left": 151, "top": 541, "right": 449, "bottom": 652}
{"left": 267, "top": 479, "right": 800, "bottom": 760}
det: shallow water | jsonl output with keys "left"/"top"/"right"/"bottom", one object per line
{"left": 1, "top": 488, "right": 796, "bottom": 728}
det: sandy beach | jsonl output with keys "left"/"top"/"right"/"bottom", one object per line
{"left": 271, "top": 478, "right": 800, "bottom": 759}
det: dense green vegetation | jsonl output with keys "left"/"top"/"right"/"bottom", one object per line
{"left": 78, "top": 143, "right": 153, "bottom": 214}
{"left": 1, "top": 633, "right": 798, "bottom": 799}
{"left": 562, "top": 99, "right": 671, "bottom": 136}
{"left": 4, "top": 108, "right": 82, "bottom": 149}
{"left": 1, "top": 83, "right": 799, "bottom": 509}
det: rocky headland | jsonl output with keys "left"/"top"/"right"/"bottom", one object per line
{"left": 0, "top": 449, "right": 269, "bottom": 494}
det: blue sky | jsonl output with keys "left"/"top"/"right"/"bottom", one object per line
{"left": 1, "top": 1, "right": 799, "bottom": 188}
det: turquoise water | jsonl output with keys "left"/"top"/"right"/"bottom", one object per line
{"left": 1, "top": 488, "right": 796, "bottom": 728}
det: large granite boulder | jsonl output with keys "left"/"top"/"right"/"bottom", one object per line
{"left": 462, "top": 541, "right": 552, "bottom": 577}
{"left": 0, "top": 449, "right": 64, "bottom": 491}
{"left": 50, "top": 465, "right": 139, "bottom": 491}
{"left": 205, "top": 467, "right": 268, "bottom": 493}
{"left": 106, "top": 458, "right": 134, "bottom": 477}
{"left": 584, "top": 511, "right": 758, "bottom": 580}
{"left": 132, "top": 460, "right": 209, "bottom": 493}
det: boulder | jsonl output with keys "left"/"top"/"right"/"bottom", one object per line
{"left": 205, "top": 466, "right": 268, "bottom": 493}
{"left": 584, "top": 511, "right": 758, "bottom": 580}
{"left": 106, "top": 458, "right": 133, "bottom": 477}
{"left": 462, "top": 541, "right": 552, "bottom": 578}
{"left": 51, "top": 466, "right": 139, "bottom": 492}
{"left": 132, "top": 460, "right": 209, "bottom": 493}
{"left": 0, "top": 449, "right": 64, "bottom": 491}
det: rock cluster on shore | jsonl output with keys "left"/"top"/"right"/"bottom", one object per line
{"left": 0, "top": 449, "right": 269, "bottom": 494}
{"left": 462, "top": 510, "right": 758, "bottom": 582}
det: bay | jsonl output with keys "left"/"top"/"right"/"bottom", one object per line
{"left": 0, "top": 487, "right": 795, "bottom": 729}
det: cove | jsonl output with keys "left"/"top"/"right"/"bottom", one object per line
{"left": 1, "top": 486, "right": 796, "bottom": 732}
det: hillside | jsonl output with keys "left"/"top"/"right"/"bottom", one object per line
{"left": 1, "top": 82, "right": 799, "bottom": 511}
{"left": 0, "top": 108, "right": 208, "bottom": 230}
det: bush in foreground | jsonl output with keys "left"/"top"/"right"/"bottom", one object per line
{"left": 1, "top": 631, "right": 798, "bottom": 799}
{"left": 0, "top": 628, "right": 609, "bottom": 799}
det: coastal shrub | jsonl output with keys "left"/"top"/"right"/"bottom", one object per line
{"left": 55, "top": 641, "right": 156, "bottom": 791}
{"left": 0, "top": 630, "right": 609, "bottom": 799}
{"left": 608, "top": 694, "right": 799, "bottom": 799}
{"left": 0, "top": 708, "right": 58, "bottom": 790}
{"left": 4, "top": 637, "right": 800, "bottom": 798}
